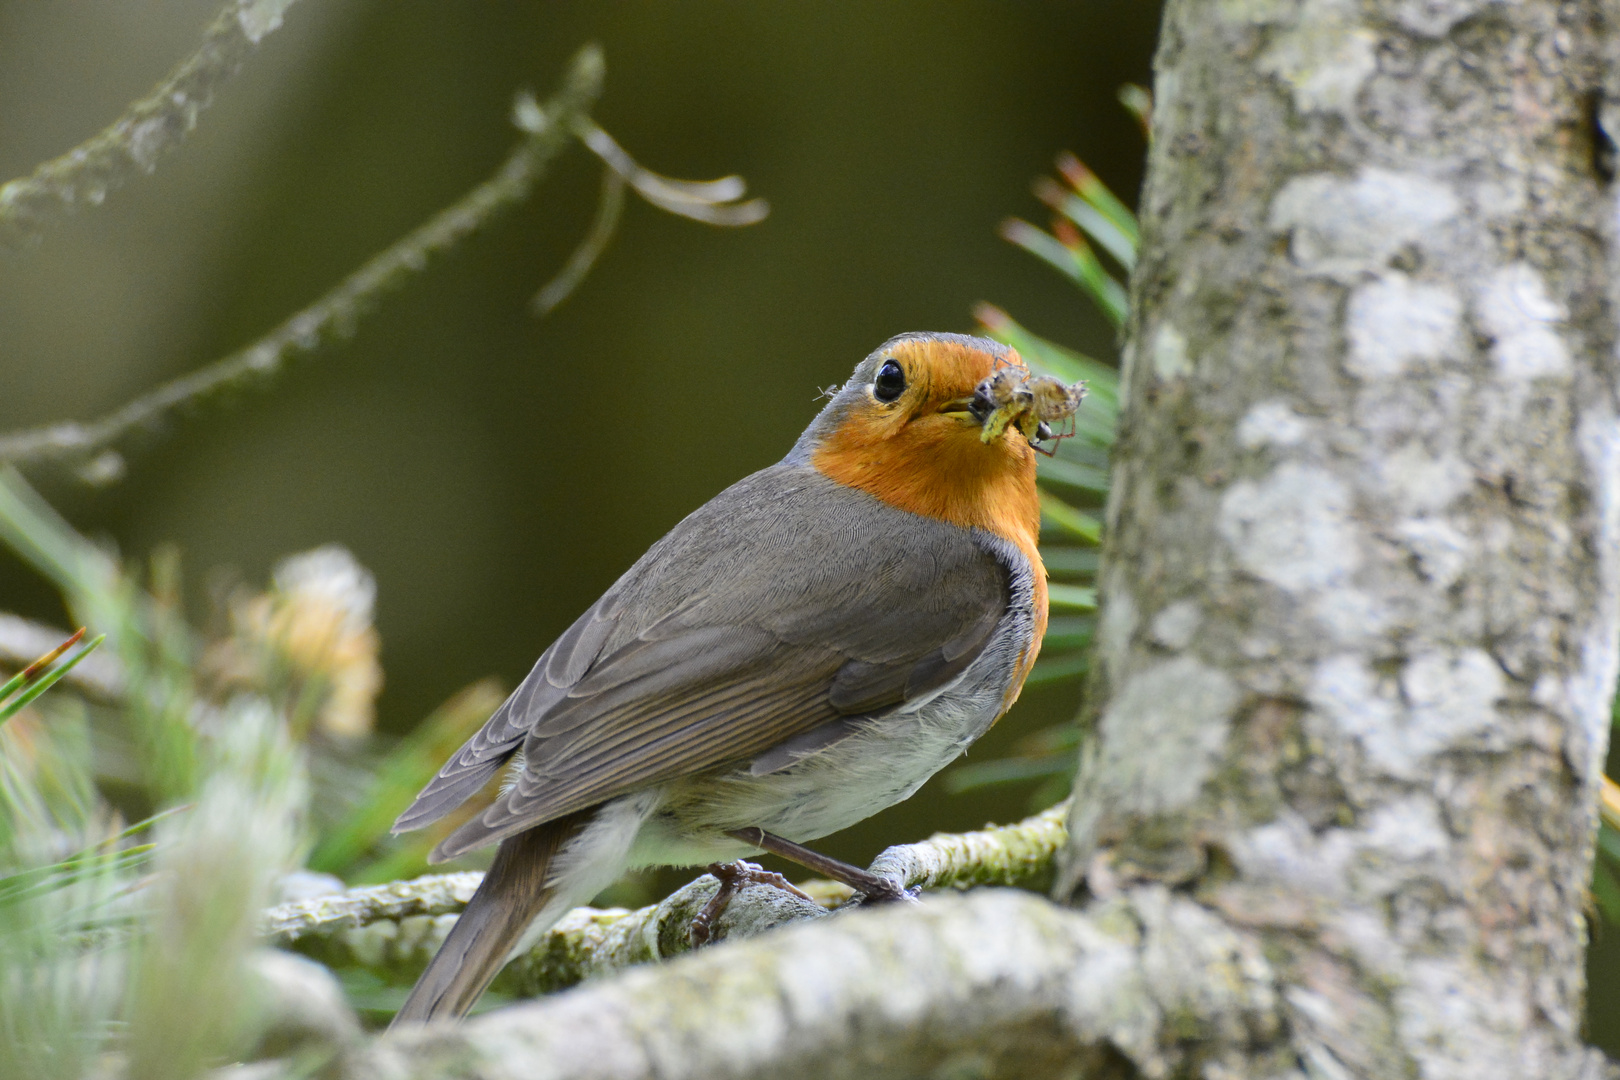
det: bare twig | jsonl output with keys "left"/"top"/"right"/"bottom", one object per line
{"left": 0, "top": 45, "right": 771, "bottom": 478}
{"left": 569, "top": 118, "right": 770, "bottom": 226}
{"left": 531, "top": 168, "right": 626, "bottom": 315}
{"left": 0, "top": 46, "right": 606, "bottom": 472}
{"left": 528, "top": 120, "right": 773, "bottom": 315}
{"left": 0, "top": 0, "right": 302, "bottom": 245}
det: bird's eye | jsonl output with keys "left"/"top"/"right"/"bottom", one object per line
{"left": 873, "top": 359, "right": 906, "bottom": 402}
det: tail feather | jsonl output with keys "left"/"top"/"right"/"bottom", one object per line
{"left": 389, "top": 816, "right": 586, "bottom": 1027}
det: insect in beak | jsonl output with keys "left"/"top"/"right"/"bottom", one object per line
{"left": 969, "top": 367, "right": 1087, "bottom": 450}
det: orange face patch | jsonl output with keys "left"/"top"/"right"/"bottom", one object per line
{"left": 810, "top": 337, "right": 1048, "bottom": 657}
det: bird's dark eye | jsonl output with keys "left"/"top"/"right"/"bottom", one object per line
{"left": 873, "top": 359, "right": 906, "bottom": 402}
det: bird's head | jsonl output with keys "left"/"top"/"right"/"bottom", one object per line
{"left": 789, "top": 332, "right": 1043, "bottom": 553}
{"left": 791, "top": 333, "right": 1037, "bottom": 464}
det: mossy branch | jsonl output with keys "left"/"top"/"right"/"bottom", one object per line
{"left": 0, "top": 0, "right": 302, "bottom": 245}
{"left": 867, "top": 801, "right": 1067, "bottom": 892}
{"left": 265, "top": 805, "right": 1069, "bottom": 994}
{"left": 329, "top": 888, "right": 1281, "bottom": 1080}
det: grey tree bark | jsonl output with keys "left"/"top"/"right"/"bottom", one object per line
{"left": 320, "top": 3, "right": 1620, "bottom": 1078}
{"left": 1062, "top": 1, "right": 1620, "bottom": 1076}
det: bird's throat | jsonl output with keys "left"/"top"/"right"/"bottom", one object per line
{"left": 809, "top": 424, "right": 1047, "bottom": 655}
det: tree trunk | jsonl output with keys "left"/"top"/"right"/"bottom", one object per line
{"left": 1062, "top": 1, "right": 1620, "bottom": 1075}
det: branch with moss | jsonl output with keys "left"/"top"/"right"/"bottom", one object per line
{"left": 0, "top": 0, "right": 302, "bottom": 245}
{"left": 266, "top": 805, "right": 1068, "bottom": 994}
{"left": 326, "top": 887, "right": 1279, "bottom": 1080}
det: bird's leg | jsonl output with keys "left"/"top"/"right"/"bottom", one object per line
{"left": 688, "top": 860, "right": 814, "bottom": 948}
{"left": 726, "top": 827, "right": 915, "bottom": 904}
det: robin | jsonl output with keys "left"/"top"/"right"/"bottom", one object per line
{"left": 389, "top": 331, "right": 1071, "bottom": 1025}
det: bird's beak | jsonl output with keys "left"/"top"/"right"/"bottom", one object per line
{"left": 938, "top": 395, "right": 994, "bottom": 427}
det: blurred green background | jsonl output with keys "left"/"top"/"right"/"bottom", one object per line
{"left": 0, "top": 2, "right": 1154, "bottom": 871}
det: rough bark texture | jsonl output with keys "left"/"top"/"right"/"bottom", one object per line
{"left": 335, "top": 889, "right": 1280, "bottom": 1080}
{"left": 1060, "top": 2, "right": 1620, "bottom": 1077}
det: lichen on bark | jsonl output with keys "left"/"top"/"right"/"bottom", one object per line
{"left": 335, "top": 889, "right": 1283, "bottom": 1080}
{"left": 1062, "top": 1, "right": 1620, "bottom": 1075}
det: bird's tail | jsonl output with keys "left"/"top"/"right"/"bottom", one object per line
{"left": 389, "top": 816, "right": 586, "bottom": 1027}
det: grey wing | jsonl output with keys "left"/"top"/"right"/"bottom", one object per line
{"left": 391, "top": 466, "right": 1011, "bottom": 861}
{"left": 389, "top": 594, "right": 622, "bottom": 834}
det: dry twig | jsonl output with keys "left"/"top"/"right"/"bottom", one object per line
{"left": 0, "top": 46, "right": 769, "bottom": 481}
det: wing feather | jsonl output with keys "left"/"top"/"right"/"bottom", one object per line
{"left": 395, "top": 465, "right": 1014, "bottom": 859}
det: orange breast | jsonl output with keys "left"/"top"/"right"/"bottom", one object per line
{"left": 811, "top": 413, "right": 1048, "bottom": 710}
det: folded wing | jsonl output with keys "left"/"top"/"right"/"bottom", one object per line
{"left": 392, "top": 465, "right": 1010, "bottom": 861}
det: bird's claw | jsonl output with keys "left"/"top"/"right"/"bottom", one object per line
{"left": 688, "top": 860, "right": 812, "bottom": 948}
{"left": 723, "top": 827, "right": 920, "bottom": 907}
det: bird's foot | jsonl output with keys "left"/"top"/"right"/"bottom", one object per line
{"left": 688, "top": 860, "right": 813, "bottom": 948}
{"left": 725, "top": 827, "right": 918, "bottom": 905}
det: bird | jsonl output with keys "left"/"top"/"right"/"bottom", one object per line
{"left": 388, "top": 331, "right": 1055, "bottom": 1025}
